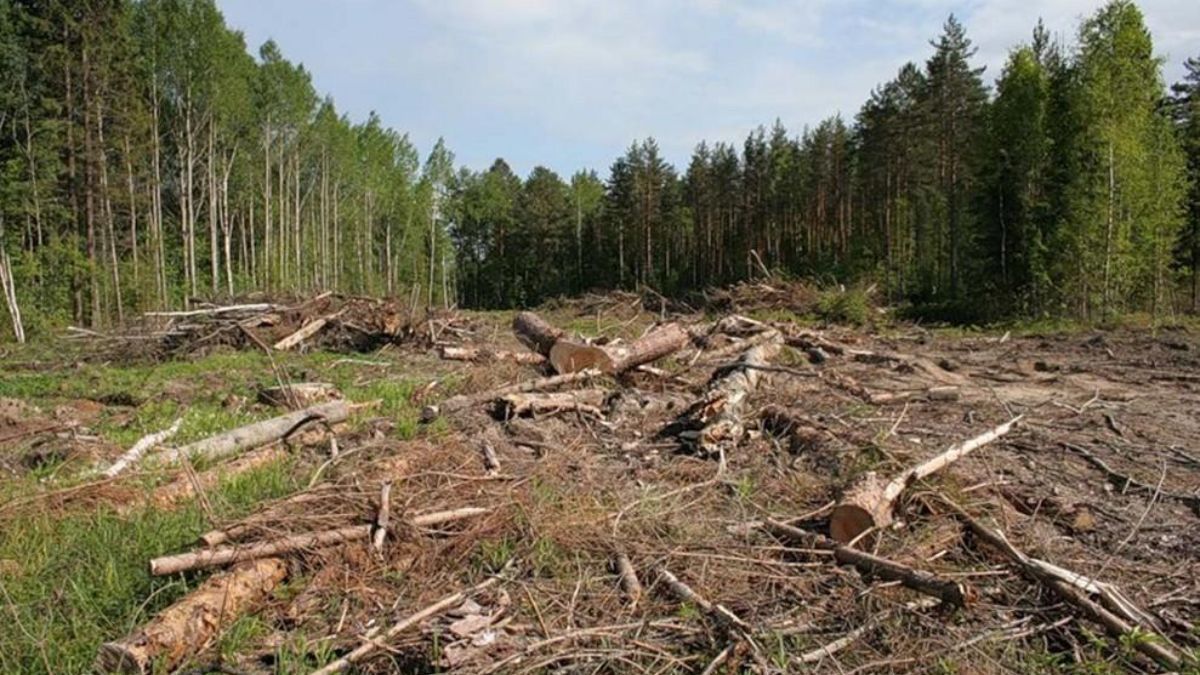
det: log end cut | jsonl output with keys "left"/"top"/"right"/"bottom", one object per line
{"left": 830, "top": 471, "right": 892, "bottom": 544}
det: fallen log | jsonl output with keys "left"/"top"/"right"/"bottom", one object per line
{"left": 421, "top": 369, "right": 602, "bottom": 422}
{"left": 496, "top": 389, "right": 608, "bottom": 418}
{"left": 512, "top": 311, "right": 564, "bottom": 356}
{"left": 439, "top": 346, "right": 546, "bottom": 366}
{"left": 157, "top": 400, "right": 350, "bottom": 465}
{"left": 312, "top": 573, "right": 503, "bottom": 675}
{"left": 611, "top": 323, "right": 690, "bottom": 373}
{"left": 151, "top": 507, "right": 489, "bottom": 575}
{"left": 830, "top": 416, "right": 1021, "bottom": 544}
{"left": 676, "top": 337, "right": 782, "bottom": 455}
{"left": 257, "top": 382, "right": 340, "bottom": 409}
{"left": 101, "top": 418, "right": 183, "bottom": 478}
{"left": 944, "top": 499, "right": 1182, "bottom": 670}
{"left": 95, "top": 558, "right": 287, "bottom": 674}
{"left": 764, "top": 519, "right": 973, "bottom": 607}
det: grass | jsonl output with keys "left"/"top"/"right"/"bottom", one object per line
{"left": 0, "top": 344, "right": 429, "bottom": 673}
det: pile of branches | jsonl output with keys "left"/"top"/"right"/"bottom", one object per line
{"left": 66, "top": 293, "right": 477, "bottom": 361}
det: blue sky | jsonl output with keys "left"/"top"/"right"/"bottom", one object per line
{"left": 217, "top": 0, "right": 1200, "bottom": 177}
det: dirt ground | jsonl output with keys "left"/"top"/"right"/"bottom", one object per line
{"left": 1, "top": 290, "right": 1198, "bottom": 674}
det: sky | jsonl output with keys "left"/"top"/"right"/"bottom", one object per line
{"left": 217, "top": 0, "right": 1200, "bottom": 177}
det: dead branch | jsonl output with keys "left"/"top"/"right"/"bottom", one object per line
{"left": 831, "top": 416, "right": 1021, "bottom": 543}
{"left": 439, "top": 346, "right": 546, "bottom": 366}
{"left": 614, "top": 551, "right": 642, "bottom": 608}
{"left": 794, "top": 598, "right": 939, "bottom": 665}
{"left": 944, "top": 499, "right": 1183, "bottom": 670}
{"left": 100, "top": 418, "right": 183, "bottom": 478}
{"left": 765, "top": 519, "right": 973, "bottom": 607}
{"left": 312, "top": 573, "right": 505, "bottom": 675}
{"left": 1063, "top": 442, "right": 1200, "bottom": 510}
{"left": 421, "top": 369, "right": 603, "bottom": 422}
{"left": 150, "top": 507, "right": 489, "bottom": 575}
{"left": 157, "top": 400, "right": 350, "bottom": 465}
{"left": 372, "top": 481, "right": 392, "bottom": 553}
{"left": 96, "top": 558, "right": 287, "bottom": 674}
{"left": 654, "top": 566, "right": 751, "bottom": 633}
{"left": 496, "top": 389, "right": 608, "bottom": 418}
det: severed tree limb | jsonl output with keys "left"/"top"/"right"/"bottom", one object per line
{"left": 512, "top": 311, "right": 565, "bottom": 356}
{"left": 830, "top": 416, "right": 1021, "bottom": 544}
{"left": 312, "top": 572, "right": 505, "bottom": 675}
{"left": 614, "top": 551, "right": 643, "bottom": 609}
{"left": 764, "top": 519, "right": 973, "bottom": 607}
{"left": 272, "top": 310, "right": 343, "bottom": 351}
{"left": 654, "top": 566, "right": 752, "bottom": 634}
{"left": 101, "top": 418, "right": 183, "bottom": 478}
{"left": 421, "top": 369, "right": 602, "bottom": 422}
{"left": 673, "top": 337, "right": 782, "bottom": 456}
{"left": 496, "top": 389, "right": 608, "bottom": 419}
{"left": 1062, "top": 442, "right": 1200, "bottom": 511}
{"left": 96, "top": 558, "right": 287, "bottom": 674}
{"left": 943, "top": 498, "right": 1183, "bottom": 670}
{"left": 611, "top": 323, "right": 690, "bottom": 373}
{"left": 156, "top": 400, "right": 351, "bottom": 465}
{"left": 150, "top": 507, "right": 489, "bottom": 575}
{"left": 372, "top": 481, "right": 392, "bottom": 553}
{"left": 439, "top": 346, "right": 546, "bottom": 366}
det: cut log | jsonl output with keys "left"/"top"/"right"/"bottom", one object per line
{"left": 611, "top": 323, "right": 691, "bottom": 373}
{"left": 257, "top": 382, "right": 341, "bottom": 409}
{"left": 157, "top": 400, "right": 350, "bottom": 465}
{"left": 150, "top": 507, "right": 489, "bottom": 575}
{"left": 548, "top": 339, "right": 616, "bottom": 374}
{"left": 272, "top": 314, "right": 335, "bottom": 351}
{"left": 512, "top": 311, "right": 564, "bottom": 356}
{"left": 945, "top": 499, "right": 1182, "bottom": 670}
{"left": 101, "top": 418, "right": 183, "bottom": 478}
{"left": 764, "top": 519, "right": 973, "bottom": 607}
{"left": 830, "top": 416, "right": 1021, "bottom": 544}
{"left": 496, "top": 389, "right": 608, "bottom": 418}
{"left": 615, "top": 551, "right": 642, "bottom": 608}
{"left": 95, "top": 558, "right": 287, "bottom": 674}
{"left": 439, "top": 346, "right": 546, "bottom": 366}
{"left": 675, "top": 337, "right": 782, "bottom": 455}
{"left": 421, "top": 369, "right": 602, "bottom": 422}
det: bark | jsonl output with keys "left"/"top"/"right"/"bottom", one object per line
{"left": 496, "top": 389, "right": 608, "bottom": 418}
{"left": 150, "top": 507, "right": 489, "bottom": 575}
{"left": 611, "top": 323, "right": 690, "bottom": 373}
{"left": 156, "top": 400, "right": 350, "bottom": 466}
{"left": 101, "top": 418, "right": 183, "bottom": 478}
{"left": 830, "top": 417, "right": 1021, "bottom": 544}
{"left": 675, "top": 337, "right": 782, "bottom": 455}
{"left": 512, "top": 311, "right": 564, "bottom": 356}
{"left": 95, "top": 558, "right": 287, "bottom": 674}
{"left": 439, "top": 346, "right": 546, "bottom": 366}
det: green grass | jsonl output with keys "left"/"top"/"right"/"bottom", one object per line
{"left": 0, "top": 344, "right": 430, "bottom": 673}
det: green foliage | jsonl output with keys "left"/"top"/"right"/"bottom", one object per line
{"left": 816, "top": 287, "right": 872, "bottom": 325}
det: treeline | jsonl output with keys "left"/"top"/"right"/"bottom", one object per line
{"left": 451, "top": 2, "right": 1200, "bottom": 321}
{"left": 1, "top": 1, "right": 1199, "bottom": 343}
{"left": 0, "top": 0, "right": 455, "bottom": 339}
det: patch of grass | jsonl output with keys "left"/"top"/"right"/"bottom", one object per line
{"left": 0, "top": 460, "right": 300, "bottom": 674}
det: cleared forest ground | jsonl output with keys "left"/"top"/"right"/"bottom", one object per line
{"left": 0, "top": 286, "right": 1198, "bottom": 674}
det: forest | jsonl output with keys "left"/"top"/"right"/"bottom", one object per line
{"left": 1, "top": 0, "right": 1199, "bottom": 341}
